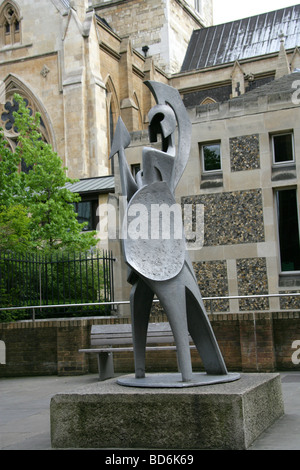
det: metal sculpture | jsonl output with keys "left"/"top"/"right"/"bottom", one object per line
{"left": 110, "top": 81, "right": 240, "bottom": 386}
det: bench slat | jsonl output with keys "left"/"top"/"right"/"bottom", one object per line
{"left": 90, "top": 322, "right": 172, "bottom": 335}
{"left": 91, "top": 330, "right": 176, "bottom": 339}
{"left": 79, "top": 345, "right": 196, "bottom": 353}
{"left": 91, "top": 335, "right": 177, "bottom": 346}
{"left": 91, "top": 327, "right": 173, "bottom": 333}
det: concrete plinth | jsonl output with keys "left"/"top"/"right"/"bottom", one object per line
{"left": 50, "top": 373, "right": 284, "bottom": 450}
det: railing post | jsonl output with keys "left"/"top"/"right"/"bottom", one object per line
{"left": 39, "top": 264, "right": 42, "bottom": 307}
{"left": 253, "top": 312, "right": 258, "bottom": 371}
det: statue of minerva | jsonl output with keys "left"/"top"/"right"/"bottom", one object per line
{"left": 110, "top": 81, "right": 240, "bottom": 386}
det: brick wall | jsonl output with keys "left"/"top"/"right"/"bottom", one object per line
{"left": 0, "top": 313, "right": 299, "bottom": 377}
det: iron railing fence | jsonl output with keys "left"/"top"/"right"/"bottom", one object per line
{"left": 0, "top": 250, "right": 115, "bottom": 321}
{"left": 1, "top": 292, "right": 300, "bottom": 322}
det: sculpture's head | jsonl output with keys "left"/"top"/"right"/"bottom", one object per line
{"left": 144, "top": 80, "right": 192, "bottom": 192}
{"left": 148, "top": 104, "right": 176, "bottom": 157}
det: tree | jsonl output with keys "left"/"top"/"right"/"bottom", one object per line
{"left": 0, "top": 128, "right": 26, "bottom": 208}
{"left": 0, "top": 94, "right": 98, "bottom": 253}
{"left": 0, "top": 204, "right": 32, "bottom": 252}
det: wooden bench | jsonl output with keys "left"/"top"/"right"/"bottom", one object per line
{"left": 79, "top": 322, "right": 195, "bottom": 380}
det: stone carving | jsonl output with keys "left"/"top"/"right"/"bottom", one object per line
{"left": 110, "top": 81, "right": 240, "bottom": 386}
{"left": 40, "top": 65, "right": 50, "bottom": 78}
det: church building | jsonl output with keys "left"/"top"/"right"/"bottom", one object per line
{"left": 0, "top": 0, "right": 300, "bottom": 317}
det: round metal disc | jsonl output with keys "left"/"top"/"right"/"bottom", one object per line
{"left": 117, "top": 372, "right": 241, "bottom": 388}
{"left": 122, "top": 182, "right": 185, "bottom": 281}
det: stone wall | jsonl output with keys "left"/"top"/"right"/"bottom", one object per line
{"left": 0, "top": 314, "right": 299, "bottom": 377}
{"left": 168, "top": 84, "right": 300, "bottom": 318}
{"left": 229, "top": 134, "right": 260, "bottom": 171}
{"left": 183, "top": 84, "right": 232, "bottom": 107}
{"left": 182, "top": 189, "right": 265, "bottom": 246}
{"left": 93, "top": 0, "right": 206, "bottom": 74}
{"left": 180, "top": 189, "right": 268, "bottom": 310}
{"left": 237, "top": 258, "right": 269, "bottom": 311}
{"left": 193, "top": 260, "right": 229, "bottom": 312}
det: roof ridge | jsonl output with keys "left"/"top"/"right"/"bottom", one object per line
{"left": 181, "top": 4, "right": 300, "bottom": 72}
{"left": 209, "top": 4, "right": 299, "bottom": 30}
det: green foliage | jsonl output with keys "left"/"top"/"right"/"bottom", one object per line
{"left": 0, "top": 130, "right": 26, "bottom": 207}
{"left": 0, "top": 96, "right": 109, "bottom": 322}
{"left": 0, "top": 204, "right": 32, "bottom": 252}
{"left": 0, "top": 280, "right": 20, "bottom": 322}
{"left": 203, "top": 144, "right": 221, "bottom": 171}
{"left": 0, "top": 94, "right": 98, "bottom": 253}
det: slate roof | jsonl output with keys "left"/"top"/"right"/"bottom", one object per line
{"left": 230, "top": 70, "right": 300, "bottom": 102}
{"left": 65, "top": 176, "right": 115, "bottom": 194}
{"left": 181, "top": 4, "right": 300, "bottom": 72}
{"left": 59, "top": 0, "right": 70, "bottom": 9}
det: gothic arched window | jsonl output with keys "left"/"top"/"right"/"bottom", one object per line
{"left": 0, "top": 1, "right": 21, "bottom": 47}
{"left": 200, "top": 97, "right": 216, "bottom": 105}
{"left": 0, "top": 74, "right": 54, "bottom": 150}
{"left": 1, "top": 95, "right": 50, "bottom": 173}
{"left": 105, "top": 76, "right": 120, "bottom": 174}
{"left": 1, "top": 96, "right": 49, "bottom": 144}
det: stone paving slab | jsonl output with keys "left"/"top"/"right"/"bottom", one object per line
{"left": 0, "top": 372, "right": 299, "bottom": 450}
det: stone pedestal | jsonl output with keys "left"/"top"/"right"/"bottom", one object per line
{"left": 50, "top": 373, "right": 284, "bottom": 450}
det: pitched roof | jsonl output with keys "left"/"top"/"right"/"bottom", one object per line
{"left": 59, "top": 0, "right": 70, "bottom": 9}
{"left": 231, "top": 70, "right": 300, "bottom": 102}
{"left": 65, "top": 176, "right": 115, "bottom": 194}
{"left": 50, "top": 0, "right": 70, "bottom": 14}
{"left": 181, "top": 4, "right": 300, "bottom": 72}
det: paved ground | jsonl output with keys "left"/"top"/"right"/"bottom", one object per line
{"left": 0, "top": 371, "right": 299, "bottom": 450}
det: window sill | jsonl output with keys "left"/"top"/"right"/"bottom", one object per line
{"left": 0, "top": 43, "right": 32, "bottom": 53}
{"left": 200, "top": 171, "right": 223, "bottom": 189}
{"left": 271, "top": 163, "right": 296, "bottom": 181}
{"left": 279, "top": 272, "right": 300, "bottom": 287}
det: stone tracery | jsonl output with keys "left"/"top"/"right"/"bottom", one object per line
{"left": 0, "top": 1, "right": 21, "bottom": 46}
